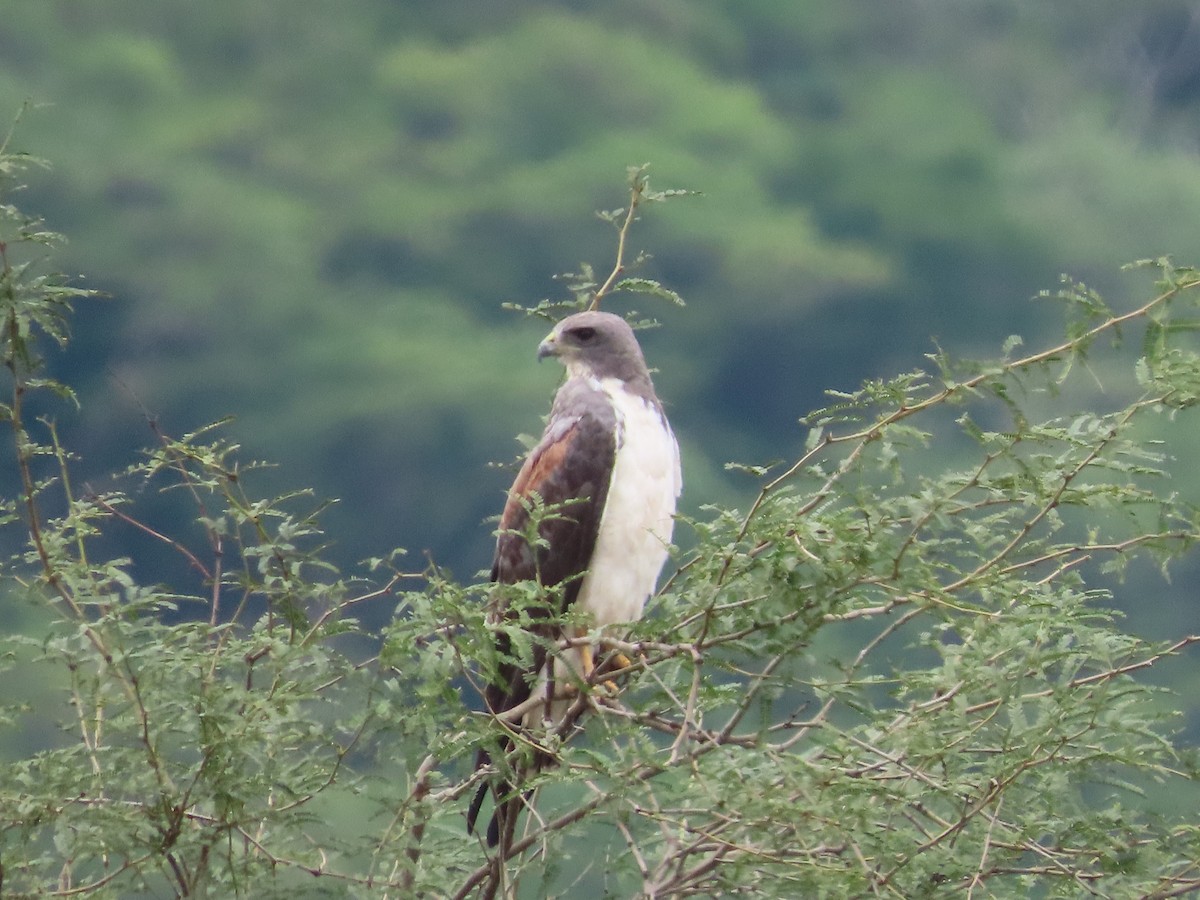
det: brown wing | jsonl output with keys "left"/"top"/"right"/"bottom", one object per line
{"left": 491, "top": 412, "right": 617, "bottom": 588}
{"left": 469, "top": 386, "right": 618, "bottom": 847}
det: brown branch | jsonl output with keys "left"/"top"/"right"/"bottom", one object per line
{"left": 400, "top": 754, "right": 437, "bottom": 894}
{"left": 962, "top": 634, "right": 1200, "bottom": 717}
{"left": 91, "top": 492, "right": 213, "bottom": 582}
{"left": 591, "top": 172, "right": 646, "bottom": 309}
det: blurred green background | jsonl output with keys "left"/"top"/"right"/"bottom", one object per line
{"left": 3, "top": 1, "right": 1200, "bottom": 662}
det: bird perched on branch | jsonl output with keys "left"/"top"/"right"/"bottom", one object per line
{"left": 468, "top": 310, "right": 682, "bottom": 852}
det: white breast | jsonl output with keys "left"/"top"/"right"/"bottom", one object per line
{"left": 527, "top": 378, "right": 681, "bottom": 726}
{"left": 575, "top": 378, "right": 682, "bottom": 626}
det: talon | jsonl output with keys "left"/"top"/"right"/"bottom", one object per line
{"left": 607, "top": 651, "right": 633, "bottom": 673}
{"left": 596, "top": 649, "right": 630, "bottom": 696}
{"left": 576, "top": 633, "right": 632, "bottom": 696}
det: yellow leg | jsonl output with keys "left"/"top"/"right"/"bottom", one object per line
{"left": 570, "top": 629, "right": 624, "bottom": 695}
{"left": 577, "top": 636, "right": 595, "bottom": 682}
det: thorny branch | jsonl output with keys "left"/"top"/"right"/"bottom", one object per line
{"left": 451, "top": 271, "right": 1200, "bottom": 897}
{"left": 5, "top": 136, "right": 1199, "bottom": 897}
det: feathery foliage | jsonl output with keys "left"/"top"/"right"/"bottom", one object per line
{"left": 1, "top": 143, "right": 1198, "bottom": 898}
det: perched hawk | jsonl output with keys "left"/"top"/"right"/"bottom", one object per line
{"left": 468, "top": 310, "right": 682, "bottom": 849}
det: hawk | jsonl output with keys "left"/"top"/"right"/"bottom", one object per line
{"left": 468, "top": 310, "right": 682, "bottom": 850}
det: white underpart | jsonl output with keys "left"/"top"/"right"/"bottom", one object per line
{"left": 576, "top": 376, "right": 681, "bottom": 626}
{"left": 535, "top": 376, "right": 681, "bottom": 721}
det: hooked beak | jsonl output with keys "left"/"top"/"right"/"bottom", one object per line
{"left": 537, "top": 332, "right": 558, "bottom": 361}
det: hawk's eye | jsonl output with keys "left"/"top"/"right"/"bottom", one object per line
{"left": 571, "top": 326, "right": 597, "bottom": 342}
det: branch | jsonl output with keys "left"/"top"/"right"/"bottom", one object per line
{"left": 591, "top": 168, "right": 647, "bottom": 309}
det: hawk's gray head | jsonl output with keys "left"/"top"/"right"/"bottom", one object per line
{"left": 537, "top": 310, "right": 653, "bottom": 387}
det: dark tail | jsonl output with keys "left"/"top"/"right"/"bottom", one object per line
{"left": 466, "top": 744, "right": 515, "bottom": 849}
{"left": 467, "top": 774, "right": 522, "bottom": 849}
{"left": 466, "top": 774, "right": 491, "bottom": 841}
